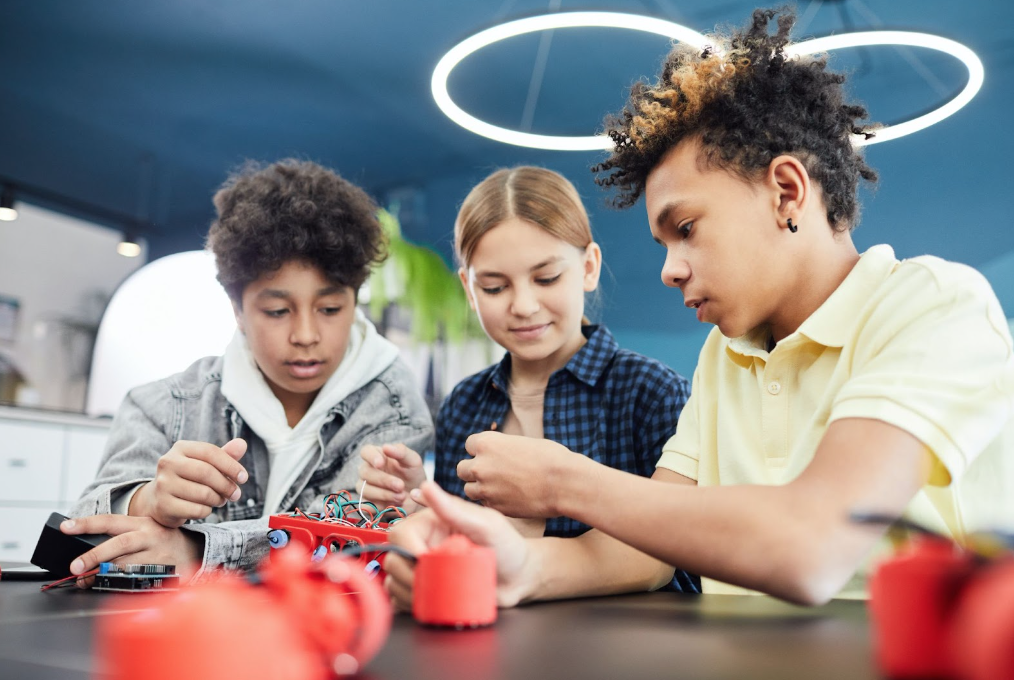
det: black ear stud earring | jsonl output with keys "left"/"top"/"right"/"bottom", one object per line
{"left": 787, "top": 218, "right": 798, "bottom": 233}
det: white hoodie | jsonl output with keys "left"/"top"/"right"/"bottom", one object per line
{"left": 221, "top": 308, "right": 399, "bottom": 516}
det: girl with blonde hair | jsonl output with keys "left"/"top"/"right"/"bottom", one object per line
{"left": 359, "top": 166, "right": 698, "bottom": 594}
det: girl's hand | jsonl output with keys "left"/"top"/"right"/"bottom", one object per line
{"left": 357, "top": 443, "right": 426, "bottom": 511}
{"left": 130, "top": 438, "right": 248, "bottom": 528}
{"left": 60, "top": 514, "right": 204, "bottom": 586}
{"left": 384, "top": 482, "right": 537, "bottom": 610}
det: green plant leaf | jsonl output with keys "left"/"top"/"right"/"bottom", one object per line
{"left": 370, "top": 207, "right": 484, "bottom": 343}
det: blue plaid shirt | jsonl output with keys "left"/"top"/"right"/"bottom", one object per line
{"left": 434, "top": 325, "right": 699, "bottom": 592}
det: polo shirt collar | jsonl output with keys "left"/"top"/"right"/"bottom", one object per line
{"left": 728, "top": 244, "right": 898, "bottom": 357}
{"left": 796, "top": 244, "right": 897, "bottom": 348}
{"left": 485, "top": 324, "right": 618, "bottom": 391}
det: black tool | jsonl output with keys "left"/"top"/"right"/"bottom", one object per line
{"left": 30, "top": 512, "right": 111, "bottom": 578}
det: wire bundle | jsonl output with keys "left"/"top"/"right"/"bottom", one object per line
{"left": 287, "top": 490, "right": 407, "bottom": 531}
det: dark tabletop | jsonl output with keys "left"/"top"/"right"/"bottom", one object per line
{"left": 0, "top": 579, "right": 878, "bottom": 680}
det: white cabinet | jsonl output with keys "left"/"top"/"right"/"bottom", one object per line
{"left": 0, "top": 421, "right": 64, "bottom": 503}
{"left": 0, "top": 507, "right": 57, "bottom": 563}
{"left": 0, "top": 407, "right": 110, "bottom": 562}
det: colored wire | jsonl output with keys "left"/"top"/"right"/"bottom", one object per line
{"left": 367, "top": 507, "right": 406, "bottom": 528}
{"left": 40, "top": 568, "right": 100, "bottom": 592}
{"left": 358, "top": 481, "right": 369, "bottom": 519}
{"left": 283, "top": 491, "right": 406, "bottom": 531}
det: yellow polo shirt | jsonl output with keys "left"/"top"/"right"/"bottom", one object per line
{"left": 657, "top": 245, "right": 1014, "bottom": 596}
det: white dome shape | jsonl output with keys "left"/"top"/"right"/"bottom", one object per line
{"left": 86, "top": 250, "right": 235, "bottom": 416}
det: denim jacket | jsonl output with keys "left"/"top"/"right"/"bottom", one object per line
{"left": 70, "top": 355, "right": 434, "bottom": 576}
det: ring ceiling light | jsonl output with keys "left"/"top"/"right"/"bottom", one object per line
{"left": 788, "top": 31, "right": 984, "bottom": 146}
{"left": 432, "top": 14, "right": 984, "bottom": 151}
{"left": 431, "top": 12, "right": 709, "bottom": 151}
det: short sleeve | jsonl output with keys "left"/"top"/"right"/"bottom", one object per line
{"left": 656, "top": 366, "right": 703, "bottom": 481}
{"left": 830, "top": 263, "right": 1014, "bottom": 485}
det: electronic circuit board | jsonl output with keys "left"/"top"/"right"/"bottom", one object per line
{"left": 93, "top": 563, "right": 180, "bottom": 593}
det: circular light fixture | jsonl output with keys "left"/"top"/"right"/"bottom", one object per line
{"left": 431, "top": 12, "right": 709, "bottom": 151}
{"left": 433, "top": 16, "right": 983, "bottom": 151}
{"left": 788, "top": 31, "right": 984, "bottom": 146}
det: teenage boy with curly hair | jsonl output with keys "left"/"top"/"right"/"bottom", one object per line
{"left": 63, "top": 160, "right": 433, "bottom": 581}
{"left": 384, "top": 8, "right": 1013, "bottom": 607}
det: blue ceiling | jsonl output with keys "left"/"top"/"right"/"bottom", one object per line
{"left": 3, "top": 0, "right": 1012, "bottom": 345}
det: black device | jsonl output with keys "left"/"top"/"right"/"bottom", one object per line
{"left": 30, "top": 511, "right": 110, "bottom": 578}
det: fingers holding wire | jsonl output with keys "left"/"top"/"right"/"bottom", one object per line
{"left": 357, "top": 442, "right": 426, "bottom": 506}
{"left": 357, "top": 462, "right": 407, "bottom": 504}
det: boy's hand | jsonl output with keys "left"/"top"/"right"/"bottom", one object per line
{"left": 130, "top": 438, "right": 248, "bottom": 528}
{"left": 60, "top": 514, "right": 204, "bottom": 586}
{"left": 457, "top": 431, "right": 587, "bottom": 518}
{"left": 357, "top": 443, "right": 426, "bottom": 511}
{"left": 385, "top": 482, "right": 536, "bottom": 610}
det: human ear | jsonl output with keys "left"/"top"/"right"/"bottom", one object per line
{"left": 767, "top": 155, "right": 810, "bottom": 229}
{"left": 458, "top": 267, "right": 477, "bottom": 312}
{"left": 582, "top": 243, "right": 603, "bottom": 293}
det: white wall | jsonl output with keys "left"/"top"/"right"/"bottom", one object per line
{"left": 0, "top": 202, "right": 146, "bottom": 411}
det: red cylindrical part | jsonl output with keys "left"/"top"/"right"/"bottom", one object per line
{"left": 413, "top": 535, "right": 497, "bottom": 628}
{"left": 949, "top": 559, "right": 1014, "bottom": 680}
{"left": 868, "top": 537, "right": 975, "bottom": 679}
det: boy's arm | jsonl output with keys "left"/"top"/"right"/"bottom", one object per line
{"left": 519, "top": 468, "right": 692, "bottom": 603}
{"left": 180, "top": 517, "right": 271, "bottom": 577}
{"left": 385, "top": 477, "right": 685, "bottom": 610}
{"left": 586, "top": 418, "right": 932, "bottom": 604}
{"left": 463, "top": 418, "right": 930, "bottom": 605}
{"left": 61, "top": 514, "right": 206, "bottom": 583}
{"left": 61, "top": 513, "right": 271, "bottom": 582}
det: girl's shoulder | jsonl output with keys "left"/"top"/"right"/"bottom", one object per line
{"left": 609, "top": 347, "right": 685, "bottom": 382}
{"left": 599, "top": 347, "right": 690, "bottom": 408}
{"left": 443, "top": 363, "right": 500, "bottom": 405}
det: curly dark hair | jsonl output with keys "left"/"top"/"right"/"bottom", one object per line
{"left": 593, "top": 8, "right": 878, "bottom": 231}
{"left": 206, "top": 159, "right": 387, "bottom": 302}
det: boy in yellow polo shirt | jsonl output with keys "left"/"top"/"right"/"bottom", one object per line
{"left": 382, "top": 8, "right": 1014, "bottom": 607}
